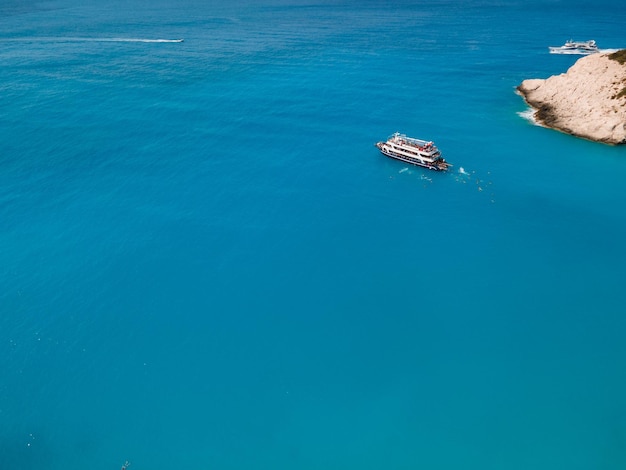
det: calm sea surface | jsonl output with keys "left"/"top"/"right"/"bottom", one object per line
{"left": 1, "top": 1, "right": 626, "bottom": 469}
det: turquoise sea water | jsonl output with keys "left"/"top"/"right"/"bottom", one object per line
{"left": 2, "top": 1, "right": 626, "bottom": 469}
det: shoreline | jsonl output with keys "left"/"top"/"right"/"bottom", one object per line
{"left": 517, "top": 50, "right": 626, "bottom": 145}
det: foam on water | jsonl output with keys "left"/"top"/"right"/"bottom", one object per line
{"left": 517, "top": 107, "right": 540, "bottom": 125}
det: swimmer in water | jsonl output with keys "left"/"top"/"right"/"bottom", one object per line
{"left": 121, "top": 461, "right": 130, "bottom": 470}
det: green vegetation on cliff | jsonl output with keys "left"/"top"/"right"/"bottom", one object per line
{"left": 608, "top": 49, "right": 626, "bottom": 65}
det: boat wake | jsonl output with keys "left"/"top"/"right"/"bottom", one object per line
{"left": 549, "top": 49, "right": 591, "bottom": 55}
{"left": 1, "top": 37, "right": 184, "bottom": 43}
{"left": 87, "top": 38, "right": 184, "bottom": 43}
{"left": 549, "top": 48, "right": 618, "bottom": 55}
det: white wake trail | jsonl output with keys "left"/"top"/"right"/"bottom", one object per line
{"left": 1, "top": 37, "right": 184, "bottom": 43}
{"left": 90, "top": 38, "right": 184, "bottom": 43}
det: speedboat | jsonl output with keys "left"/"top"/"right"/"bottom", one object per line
{"left": 549, "top": 40, "right": 599, "bottom": 55}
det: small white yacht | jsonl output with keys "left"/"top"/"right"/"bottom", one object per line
{"left": 375, "top": 133, "right": 451, "bottom": 171}
{"left": 549, "top": 39, "right": 599, "bottom": 55}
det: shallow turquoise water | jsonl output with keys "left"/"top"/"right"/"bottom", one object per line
{"left": 1, "top": 1, "right": 626, "bottom": 469}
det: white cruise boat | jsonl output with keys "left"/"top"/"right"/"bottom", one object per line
{"left": 549, "top": 39, "right": 599, "bottom": 55}
{"left": 375, "top": 132, "right": 450, "bottom": 171}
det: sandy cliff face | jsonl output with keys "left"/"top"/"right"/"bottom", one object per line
{"left": 518, "top": 52, "right": 626, "bottom": 144}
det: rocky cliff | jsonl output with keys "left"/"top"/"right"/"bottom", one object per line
{"left": 518, "top": 50, "right": 626, "bottom": 144}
